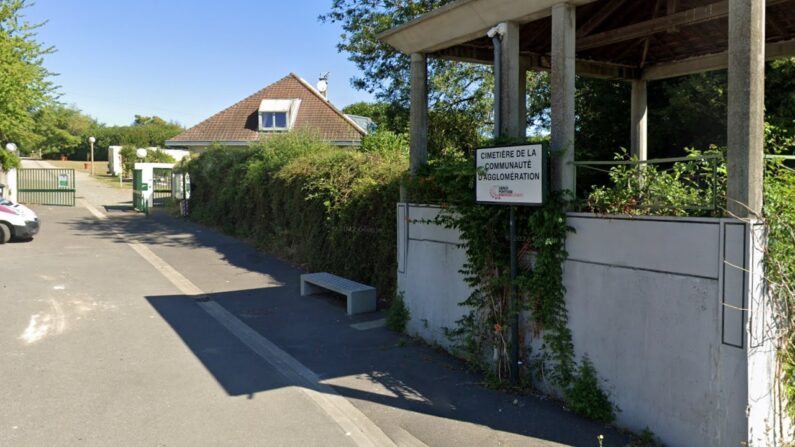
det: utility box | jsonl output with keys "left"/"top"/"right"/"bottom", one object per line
{"left": 108, "top": 146, "right": 123, "bottom": 176}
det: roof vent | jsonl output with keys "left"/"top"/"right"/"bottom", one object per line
{"left": 317, "top": 72, "right": 329, "bottom": 99}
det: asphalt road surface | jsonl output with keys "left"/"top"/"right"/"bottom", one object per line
{"left": 0, "top": 163, "right": 630, "bottom": 447}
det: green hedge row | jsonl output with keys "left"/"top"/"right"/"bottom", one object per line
{"left": 186, "top": 132, "right": 406, "bottom": 301}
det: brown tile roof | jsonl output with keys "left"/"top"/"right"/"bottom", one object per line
{"left": 167, "top": 73, "right": 365, "bottom": 145}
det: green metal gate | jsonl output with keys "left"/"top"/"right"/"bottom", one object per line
{"left": 17, "top": 168, "right": 76, "bottom": 206}
{"left": 152, "top": 168, "right": 173, "bottom": 207}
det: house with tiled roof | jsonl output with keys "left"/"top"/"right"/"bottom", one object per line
{"left": 165, "top": 73, "right": 367, "bottom": 150}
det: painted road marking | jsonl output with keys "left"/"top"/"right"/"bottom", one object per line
{"left": 79, "top": 199, "right": 107, "bottom": 221}
{"left": 350, "top": 318, "right": 387, "bottom": 331}
{"left": 128, "top": 241, "right": 425, "bottom": 447}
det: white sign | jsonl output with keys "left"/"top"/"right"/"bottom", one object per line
{"left": 475, "top": 144, "right": 546, "bottom": 205}
{"left": 57, "top": 174, "right": 69, "bottom": 189}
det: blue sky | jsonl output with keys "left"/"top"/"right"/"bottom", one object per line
{"left": 24, "top": 0, "right": 373, "bottom": 127}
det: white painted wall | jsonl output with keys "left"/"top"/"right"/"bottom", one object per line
{"left": 397, "top": 204, "right": 472, "bottom": 347}
{"left": 397, "top": 205, "right": 785, "bottom": 447}
{"left": 0, "top": 168, "right": 18, "bottom": 202}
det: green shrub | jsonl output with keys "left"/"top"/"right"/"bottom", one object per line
{"left": 386, "top": 292, "right": 410, "bottom": 332}
{"left": 360, "top": 130, "right": 408, "bottom": 159}
{"left": 585, "top": 147, "right": 725, "bottom": 217}
{"left": 119, "top": 147, "right": 176, "bottom": 177}
{"left": 0, "top": 150, "right": 21, "bottom": 171}
{"left": 186, "top": 131, "right": 406, "bottom": 299}
{"left": 120, "top": 146, "right": 137, "bottom": 177}
{"left": 564, "top": 357, "right": 615, "bottom": 423}
{"left": 145, "top": 149, "right": 176, "bottom": 164}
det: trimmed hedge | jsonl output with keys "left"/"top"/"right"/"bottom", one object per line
{"left": 187, "top": 132, "right": 406, "bottom": 300}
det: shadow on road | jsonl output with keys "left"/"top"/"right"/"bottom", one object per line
{"left": 64, "top": 212, "right": 630, "bottom": 447}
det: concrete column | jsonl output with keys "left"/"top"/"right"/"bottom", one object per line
{"left": 727, "top": 0, "right": 765, "bottom": 218}
{"left": 499, "top": 22, "right": 526, "bottom": 139}
{"left": 551, "top": 2, "right": 577, "bottom": 193}
{"left": 630, "top": 80, "right": 648, "bottom": 160}
{"left": 409, "top": 52, "right": 429, "bottom": 175}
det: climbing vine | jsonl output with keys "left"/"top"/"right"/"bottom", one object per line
{"left": 406, "top": 146, "right": 614, "bottom": 421}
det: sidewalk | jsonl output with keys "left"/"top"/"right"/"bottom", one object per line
{"left": 66, "top": 216, "right": 633, "bottom": 446}
{"left": 38, "top": 159, "right": 633, "bottom": 446}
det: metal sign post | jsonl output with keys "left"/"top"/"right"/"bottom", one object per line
{"left": 475, "top": 143, "right": 546, "bottom": 384}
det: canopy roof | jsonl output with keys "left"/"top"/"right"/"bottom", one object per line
{"left": 380, "top": 0, "right": 795, "bottom": 80}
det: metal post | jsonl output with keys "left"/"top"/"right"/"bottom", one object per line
{"left": 509, "top": 205, "right": 519, "bottom": 383}
{"left": 90, "top": 140, "right": 95, "bottom": 176}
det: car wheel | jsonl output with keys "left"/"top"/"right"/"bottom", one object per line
{"left": 0, "top": 223, "right": 10, "bottom": 244}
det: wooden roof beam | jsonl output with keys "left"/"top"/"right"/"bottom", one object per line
{"left": 576, "top": 0, "right": 628, "bottom": 38}
{"left": 432, "top": 46, "right": 640, "bottom": 79}
{"left": 577, "top": 0, "right": 789, "bottom": 51}
{"left": 767, "top": 13, "right": 789, "bottom": 39}
{"left": 641, "top": 38, "right": 795, "bottom": 80}
{"left": 666, "top": 0, "right": 679, "bottom": 32}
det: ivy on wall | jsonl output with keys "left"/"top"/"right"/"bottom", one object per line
{"left": 407, "top": 147, "right": 615, "bottom": 423}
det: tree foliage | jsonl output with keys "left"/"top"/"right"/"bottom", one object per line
{"left": 0, "top": 0, "right": 55, "bottom": 148}
{"left": 86, "top": 116, "right": 183, "bottom": 159}
{"left": 343, "top": 101, "right": 408, "bottom": 133}
{"left": 31, "top": 104, "right": 96, "bottom": 156}
{"left": 321, "top": 1, "right": 496, "bottom": 155}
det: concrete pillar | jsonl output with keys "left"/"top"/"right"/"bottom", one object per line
{"left": 498, "top": 22, "right": 526, "bottom": 139}
{"left": 409, "top": 52, "right": 429, "bottom": 175}
{"left": 630, "top": 80, "right": 648, "bottom": 160}
{"left": 727, "top": 0, "right": 765, "bottom": 218}
{"left": 551, "top": 2, "right": 577, "bottom": 193}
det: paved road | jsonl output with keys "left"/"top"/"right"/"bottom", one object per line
{"left": 1, "top": 165, "right": 631, "bottom": 446}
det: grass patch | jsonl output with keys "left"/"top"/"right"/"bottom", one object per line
{"left": 45, "top": 160, "right": 131, "bottom": 189}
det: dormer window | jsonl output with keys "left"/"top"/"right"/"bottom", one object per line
{"left": 259, "top": 99, "right": 301, "bottom": 132}
{"left": 262, "top": 111, "right": 287, "bottom": 130}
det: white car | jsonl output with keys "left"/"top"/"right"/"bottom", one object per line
{"left": 0, "top": 197, "right": 40, "bottom": 243}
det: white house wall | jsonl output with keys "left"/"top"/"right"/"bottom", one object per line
{"left": 396, "top": 204, "right": 779, "bottom": 447}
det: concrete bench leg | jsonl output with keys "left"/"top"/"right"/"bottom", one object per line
{"left": 348, "top": 289, "right": 377, "bottom": 315}
{"left": 301, "top": 280, "right": 327, "bottom": 296}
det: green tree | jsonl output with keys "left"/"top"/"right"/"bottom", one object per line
{"left": 31, "top": 104, "right": 96, "bottom": 157}
{"left": 0, "top": 0, "right": 56, "bottom": 149}
{"left": 342, "top": 101, "right": 408, "bottom": 133}
{"left": 321, "top": 1, "right": 496, "bottom": 155}
{"left": 80, "top": 115, "right": 183, "bottom": 160}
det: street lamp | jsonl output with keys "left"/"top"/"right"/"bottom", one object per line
{"left": 88, "top": 136, "right": 96, "bottom": 176}
{"left": 5, "top": 143, "right": 17, "bottom": 152}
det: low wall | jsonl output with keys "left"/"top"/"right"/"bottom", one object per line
{"left": 396, "top": 204, "right": 784, "bottom": 447}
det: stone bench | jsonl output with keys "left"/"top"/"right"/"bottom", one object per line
{"left": 300, "top": 272, "right": 377, "bottom": 315}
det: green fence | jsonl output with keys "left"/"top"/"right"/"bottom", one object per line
{"left": 152, "top": 168, "right": 173, "bottom": 208}
{"left": 17, "top": 168, "right": 76, "bottom": 206}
